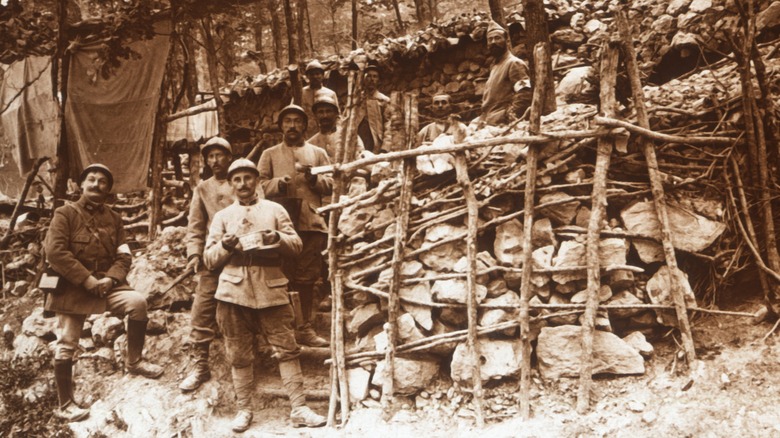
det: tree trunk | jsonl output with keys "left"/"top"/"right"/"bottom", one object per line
{"left": 220, "top": 23, "right": 237, "bottom": 83}
{"left": 53, "top": 0, "right": 70, "bottom": 205}
{"left": 414, "top": 0, "right": 432, "bottom": 24}
{"left": 183, "top": 21, "right": 199, "bottom": 106}
{"left": 391, "top": 0, "right": 405, "bottom": 32}
{"left": 488, "top": 0, "right": 505, "bottom": 27}
{"left": 295, "top": 0, "right": 308, "bottom": 60}
{"left": 283, "top": 0, "right": 300, "bottom": 64}
{"left": 522, "top": 0, "right": 556, "bottom": 115}
{"left": 351, "top": 0, "right": 358, "bottom": 50}
{"left": 304, "top": 0, "right": 314, "bottom": 56}
{"left": 253, "top": 2, "right": 268, "bottom": 73}
{"left": 269, "top": 0, "right": 284, "bottom": 69}
{"left": 201, "top": 16, "right": 226, "bottom": 134}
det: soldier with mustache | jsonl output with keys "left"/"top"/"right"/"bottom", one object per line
{"left": 257, "top": 104, "right": 332, "bottom": 348}
{"left": 44, "top": 164, "right": 164, "bottom": 422}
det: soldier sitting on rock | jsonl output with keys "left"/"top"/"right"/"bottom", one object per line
{"left": 417, "top": 92, "right": 468, "bottom": 146}
{"left": 44, "top": 163, "right": 164, "bottom": 422}
{"left": 203, "top": 159, "right": 326, "bottom": 432}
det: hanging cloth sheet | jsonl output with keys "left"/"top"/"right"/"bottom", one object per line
{"left": 165, "top": 98, "right": 219, "bottom": 143}
{"left": 65, "top": 20, "right": 171, "bottom": 193}
{"left": 0, "top": 56, "right": 61, "bottom": 175}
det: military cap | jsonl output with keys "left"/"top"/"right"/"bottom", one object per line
{"left": 227, "top": 158, "right": 260, "bottom": 179}
{"left": 200, "top": 136, "right": 232, "bottom": 158}
{"left": 79, "top": 163, "right": 113, "bottom": 191}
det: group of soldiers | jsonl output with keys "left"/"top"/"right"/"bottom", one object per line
{"left": 42, "top": 20, "right": 528, "bottom": 433}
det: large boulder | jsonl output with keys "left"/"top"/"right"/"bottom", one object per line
{"left": 399, "top": 282, "right": 434, "bottom": 331}
{"left": 13, "top": 334, "right": 46, "bottom": 360}
{"left": 450, "top": 340, "right": 523, "bottom": 384}
{"left": 536, "top": 325, "right": 645, "bottom": 380}
{"left": 494, "top": 219, "right": 525, "bottom": 266}
{"left": 539, "top": 193, "right": 580, "bottom": 226}
{"left": 431, "top": 279, "right": 487, "bottom": 304}
{"left": 91, "top": 314, "right": 124, "bottom": 347}
{"left": 646, "top": 266, "right": 697, "bottom": 326}
{"left": 480, "top": 291, "right": 521, "bottom": 328}
{"left": 372, "top": 356, "right": 439, "bottom": 395}
{"left": 21, "top": 307, "right": 57, "bottom": 340}
{"left": 620, "top": 201, "right": 726, "bottom": 263}
{"left": 552, "top": 240, "right": 586, "bottom": 284}
{"left": 419, "top": 224, "right": 466, "bottom": 271}
{"left": 348, "top": 303, "right": 384, "bottom": 336}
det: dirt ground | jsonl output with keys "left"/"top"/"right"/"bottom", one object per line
{"left": 4, "top": 287, "right": 780, "bottom": 437}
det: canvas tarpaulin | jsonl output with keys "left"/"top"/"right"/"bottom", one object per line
{"left": 65, "top": 21, "right": 171, "bottom": 193}
{"left": 166, "top": 98, "right": 219, "bottom": 142}
{"left": 0, "top": 56, "right": 61, "bottom": 175}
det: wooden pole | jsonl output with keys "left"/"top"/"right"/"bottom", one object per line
{"left": 148, "top": 35, "right": 175, "bottom": 241}
{"left": 517, "top": 42, "right": 548, "bottom": 420}
{"left": 617, "top": 8, "right": 696, "bottom": 366}
{"left": 0, "top": 158, "right": 48, "bottom": 248}
{"left": 326, "top": 70, "right": 360, "bottom": 427}
{"left": 53, "top": 0, "right": 70, "bottom": 206}
{"left": 454, "top": 152, "right": 485, "bottom": 427}
{"left": 577, "top": 41, "right": 618, "bottom": 414}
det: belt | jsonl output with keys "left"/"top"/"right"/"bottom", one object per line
{"left": 229, "top": 253, "right": 281, "bottom": 267}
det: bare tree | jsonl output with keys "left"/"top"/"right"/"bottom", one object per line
{"left": 283, "top": 0, "right": 300, "bottom": 63}
{"left": 488, "top": 0, "right": 505, "bottom": 27}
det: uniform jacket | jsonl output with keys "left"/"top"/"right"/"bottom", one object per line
{"left": 185, "top": 177, "right": 235, "bottom": 259}
{"left": 44, "top": 196, "right": 132, "bottom": 315}
{"left": 257, "top": 141, "right": 332, "bottom": 233}
{"left": 481, "top": 51, "right": 530, "bottom": 125}
{"left": 308, "top": 123, "right": 364, "bottom": 162}
{"left": 416, "top": 120, "right": 468, "bottom": 146}
{"left": 203, "top": 199, "right": 302, "bottom": 309}
{"left": 356, "top": 89, "right": 390, "bottom": 150}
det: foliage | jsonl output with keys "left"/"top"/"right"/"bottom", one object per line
{"left": 0, "top": 0, "right": 58, "bottom": 64}
{"left": 0, "top": 353, "right": 74, "bottom": 437}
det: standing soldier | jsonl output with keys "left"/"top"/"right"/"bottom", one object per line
{"left": 477, "top": 21, "right": 531, "bottom": 127}
{"left": 203, "top": 159, "right": 326, "bottom": 432}
{"left": 308, "top": 92, "right": 364, "bottom": 161}
{"left": 355, "top": 62, "right": 390, "bottom": 153}
{"left": 179, "top": 136, "right": 235, "bottom": 393}
{"left": 300, "top": 60, "right": 339, "bottom": 139}
{"left": 258, "top": 104, "right": 331, "bottom": 348}
{"left": 45, "top": 164, "right": 164, "bottom": 422}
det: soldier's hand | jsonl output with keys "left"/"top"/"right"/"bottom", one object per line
{"left": 186, "top": 255, "right": 201, "bottom": 273}
{"left": 82, "top": 275, "right": 100, "bottom": 295}
{"left": 278, "top": 176, "right": 292, "bottom": 194}
{"left": 222, "top": 234, "right": 239, "bottom": 251}
{"left": 261, "top": 230, "right": 280, "bottom": 245}
{"left": 96, "top": 277, "right": 113, "bottom": 297}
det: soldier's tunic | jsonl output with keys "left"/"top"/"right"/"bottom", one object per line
{"left": 45, "top": 196, "right": 146, "bottom": 360}
{"left": 481, "top": 51, "right": 530, "bottom": 125}
{"left": 203, "top": 198, "right": 303, "bottom": 364}
{"left": 185, "top": 177, "right": 235, "bottom": 345}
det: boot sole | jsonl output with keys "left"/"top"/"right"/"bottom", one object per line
{"left": 291, "top": 419, "right": 326, "bottom": 428}
{"left": 179, "top": 372, "right": 211, "bottom": 392}
{"left": 55, "top": 410, "right": 89, "bottom": 422}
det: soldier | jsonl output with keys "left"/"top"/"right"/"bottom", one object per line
{"left": 417, "top": 93, "right": 468, "bottom": 146}
{"left": 179, "top": 136, "right": 235, "bottom": 393}
{"left": 477, "top": 21, "right": 531, "bottom": 127}
{"left": 203, "top": 159, "right": 326, "bottom": 432}
{"left": 355, "top": 62, "right": 390, "bottom": 153}
{"left": 258, "top": 104, "right": 331, "bottom": 348}
{"left": 301, "top": 60, "right": 339, "bottom": 138}
{"left": 45, "top": 164, "right": 163, "bottom": 422}
{"left": 308, "top": 91, "right": 364, "bottom": 161}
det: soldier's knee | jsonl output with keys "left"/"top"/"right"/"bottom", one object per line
{"left": 124, "top": 292, "right": 148, "bottom": 319}
{"left": 55, "top": 341, "right": 78, "bottom": 361}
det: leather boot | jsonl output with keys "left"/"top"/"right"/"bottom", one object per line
{"left": 53, "top": 359, "right": 89, "bottom": 422}
{"left": 126, "top": 319, "right": 164, "bottom": 379}
{"left": 179, "top": 343, "right": 211, "bottom": 392}
{"left": 231, "top": 366, "right": 254, "bottom": 432}
{"left": 294, "top": 283, "right": 328, "bottom": 347}
{"left": 279, "top": 360, "right": 325, "bottom": 428}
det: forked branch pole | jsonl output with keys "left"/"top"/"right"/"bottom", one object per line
{"left": 577, "top": 41, "right": 618, "bottom": 414}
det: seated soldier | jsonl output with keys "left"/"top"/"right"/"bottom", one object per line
{"left": 45, "top": 164, "right": 164, "bottom": 422}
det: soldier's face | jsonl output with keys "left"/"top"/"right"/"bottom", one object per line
{"left": 282, "top": 113, "right": 306, "bottom": 144}
{"left": 314, "top": 104, "right": 338, "bottom": 132}
{"left": 431, "top": 97, "right": 452, "bottom": 118}
{"left": 306, "top": 70, "right": 324, "bottom": 88}
{"left": 230, "top": 170, "right": 259, "bottom": 201}
{"left": 364, "top": 70, "right": 379, "bottom": 90}
{"left": 206, "top": 148, "right": 231, "bottom": 179}
{"left": 487, "top": 33, "right": 507, "bottom": 58}
{"left": 81, "top": 171, "right": 110, "bottom": 203}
